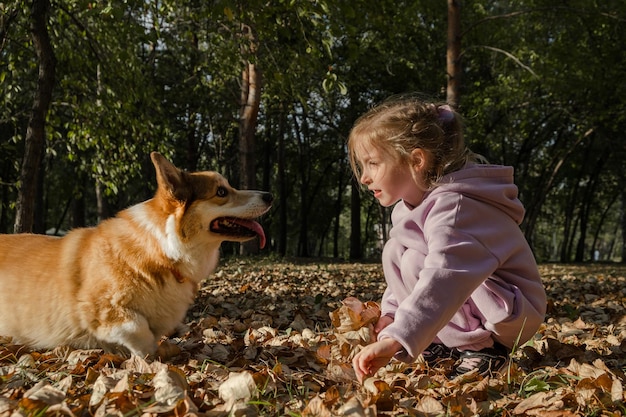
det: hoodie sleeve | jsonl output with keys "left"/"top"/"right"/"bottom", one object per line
{"left": 380, "top": 286, "right": 399, "bottom": 319}
{"left": 378, "top": 193, "right": 504, "bottom": 362}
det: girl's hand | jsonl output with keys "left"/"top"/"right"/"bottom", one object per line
{"left": 373, "top": 315, "right": 394, "bottom": 340}
{"left": 352, "top": 338, "right": 402, "bottom": 383}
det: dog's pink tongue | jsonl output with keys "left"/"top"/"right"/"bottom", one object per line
{"left": 238, "top": 219, "right": 267, "bottom": 249}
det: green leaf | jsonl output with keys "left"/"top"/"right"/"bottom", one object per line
{"left": 522, "top": 377, "right": 550, "bottom": 394}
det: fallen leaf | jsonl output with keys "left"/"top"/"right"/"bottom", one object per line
{"left": 415, "top": 395, "right": 445, "bottom": 416}
{"left": 337, "top": 396, "right": 376, "bottom": 417}
{"left": 23, "top": 381, "right": 66, "bottom": 405}
{"left": 302, "top": 395, "right": 331, "bottom": 417}
{"left": 218, "top": 371, "right": 257, "bottom": 407}
{"left": 152, "top": 366, "right": 188, "bottom": 406}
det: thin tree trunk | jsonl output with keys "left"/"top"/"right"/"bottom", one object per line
{"left": 446, "top": 0, "right": 461, "bottom": 108}
{"left": 95, "top": 180, "right": 111, "bottom": 222}
{"left": 349, "top": 179, "right": 362, "bottom": 260}
{"left": 560, "top": 181, "right": 579, "bottom": 262}
{"left": 298, "top": 173, "right": 310, "bottom": 257}
{"left": 333, "top": 152, "right": 345, "bottom": 258}
{"left": 590, "top": 191, "right": 619, "bottom": 260}
{"left": 574, "top": 149, "right": 607, "bottom": 262}
{"left": 293, "top": 112, "right": 310, "bottom": 257}
{"left": 277, "top": 104, "right": 288, "bottom": 256}
{"left": 186, "top": 33, "right": 200, "bottom": 171}
{"left": 522, "top": 128, "right": 591, "bottom": 244}
{"left": 14, "top": 0, "right": 56, "bottom": 233}
{"left": 0, "top": 188, "right": 8, "bottom": 233}
{"left": 621, "top": 186, "right": 626, "bottom": 262}
{"left": 71, "top": 176, "right": 86, "bottom": 229}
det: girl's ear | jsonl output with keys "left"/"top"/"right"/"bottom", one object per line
{"left": 410, "top": 148, "right": 429, "bottom": 171}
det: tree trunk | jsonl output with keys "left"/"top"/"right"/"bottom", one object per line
{"left": 349, "top": 179, "right": 362, "bottom": 260}
{"left": 14, "top": 0, "right": 56, "bottom": 233}
{"left": 186, "top": 33, "right": 200, "bottom": 171}
{"left": 0, "top": 189, "right": 8, "bottom": 233}
{"left": 560, "top": 180, "right": 579, "bottom": 262}
{"left": 621, "top": 188, "right": 626, "bottom": 263}
{"left": 277, "top": 104, "right": 288, "bottom": 256}
{"left": 590, "top": 191, "right": 619, "bottom": 261}
{"left": 522, "top": 128, "right": 590, "bottom": 245}
{"left": 239, "top": 24, "right": 261, "bottom": 191}
{"left": 333, "top": 152, "right": 345, "bottom": 258}
{"left": 574, "top": 149, "right": 607, "bottom": 262}
{"left": 446, "top": 0, "right": 462, "bottom": 108}
{"left": 239, "top": 24, "right": 261, "bottom": 254}
{"left": 71, "top": 176, "right": 86, "bottom": 229}
{"left": 239, "top": 60, "right": 260, "bottom": 190}
{"left": 294, "top": 112, "right": 310, "bottom": 257}
{"left": 33, "top": 156, "right": 46, "bottom": 233}
{"left": 95, "top": 180, "right": 112, "bottom": 222}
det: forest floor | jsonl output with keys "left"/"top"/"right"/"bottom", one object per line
{"left": 1, "top": 260, "right": 625, "bottom": 416}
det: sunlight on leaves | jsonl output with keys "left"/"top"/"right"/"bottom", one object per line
{"left": 0, "top": 262, "right": 625, "bottom": 415}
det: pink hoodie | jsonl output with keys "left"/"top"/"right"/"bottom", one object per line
{"left": 377, "top": 164, "right": 546, "bottom": 362}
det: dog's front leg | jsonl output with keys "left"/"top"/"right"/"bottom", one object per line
{"left": 95, "top": 313, "right": 158, "bottom": 358}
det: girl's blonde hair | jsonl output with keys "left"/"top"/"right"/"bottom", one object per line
{"left": 348, "top": 94, "right": 483, "bottom": 188}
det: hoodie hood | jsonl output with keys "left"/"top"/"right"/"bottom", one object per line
{"left": 421, "top": 164, "right": 525, "bottom": 224}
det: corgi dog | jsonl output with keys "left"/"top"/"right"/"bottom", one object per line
{"left": 0, "top": 152, "right": 272, "bottom": 357}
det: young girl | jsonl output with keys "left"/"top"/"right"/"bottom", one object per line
{"left": 348, "top": 94, "right": 547, "bottom": 381}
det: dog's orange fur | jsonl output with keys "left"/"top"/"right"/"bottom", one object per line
{"left": 0, "top": 152, "right": 272, "bottom": 357}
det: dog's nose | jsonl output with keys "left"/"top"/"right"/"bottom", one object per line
{"left": 262, "top": 192, "right": 274, "bottom": 204}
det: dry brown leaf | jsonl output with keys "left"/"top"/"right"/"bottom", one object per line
{"left": 362, "top": 301, "right": 382, "bottom": 326}
{"left": 363, "top": 378, "right": 394, "bottom": 411}
{"left": 326, "top": 362, "right": 356, "bottom": 383}
{"left": 415, "top": 395, "right": 445, "bottom": 416}
{"left": 89, "top": 372, "right": 119, "bottom": 407}
{"left": 110, "top": 371, "right": 130, "bottom": 393}
{"left": 156, "top": 340, "right": 182, "bottom": 360}
{"left": 330, "top": 297, "right": 381, "bottom": 333}
{"left": 152, "top": 366, "right": 188, "bottom": 406}
{"left": 323, "top": 385, "right": 341, "bottom": 408}
{"left": 316, "top": 344, "right": 332, "bottom": 364}
{"left": 610, "top": 377, "right": 624, "bottom": 402}
{"left": 513, "top": 391, "right": 565, "bottom": 414}
{"left": 23, "top": 381, "right": 66, "bottom": 405}
{"left": 337, "top": 396, "right": 376, "bottom": 417}
{"left": 567, "top": 358, "right": 606, "bottom": 379}
{"left": 0, "top": 397, "right": 14, "bottom": 414}
{"left": 302, "top": 395, "right": 331, "bottom": 417}
{"left": 218, "top": 371, "right": 257, "bottom": 406}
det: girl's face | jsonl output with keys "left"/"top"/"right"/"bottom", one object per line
{"left": 356, "top": 143, "right": 428, "bottom": 207}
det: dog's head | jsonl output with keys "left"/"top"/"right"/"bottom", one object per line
{"left": 150, "top": 152, "right": 273, "bottom": 249}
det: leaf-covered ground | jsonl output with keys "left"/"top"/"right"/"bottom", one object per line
{"left": 1, "top": 260, "right": 625, "bottom": 416}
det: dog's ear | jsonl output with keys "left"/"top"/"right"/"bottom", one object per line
{"left": 150, "top": 152, "right": 192, "bottom": 202}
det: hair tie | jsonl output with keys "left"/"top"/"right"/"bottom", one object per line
{"left": 437, "top": 104, "right": 454, "bottom": 123}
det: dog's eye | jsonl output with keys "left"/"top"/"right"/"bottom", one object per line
{"left": 216, "top": 186, "right": 228, "bottom": 198}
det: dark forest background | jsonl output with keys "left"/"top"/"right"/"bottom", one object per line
{"left": 1, "top": 0, "right": 625, "bottom": 263}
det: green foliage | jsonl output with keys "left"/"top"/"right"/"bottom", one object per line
{"left": 0, "top": 1, "right": 624, "bottom": 260}
{"left": 462, "top": 0, "right": 626, "bottom": 261}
